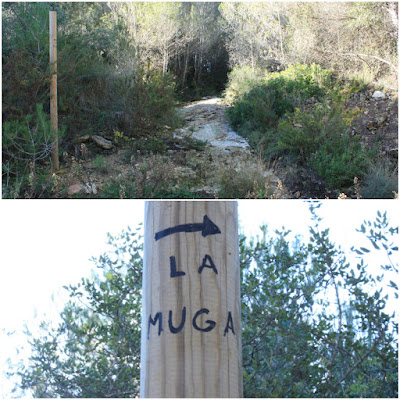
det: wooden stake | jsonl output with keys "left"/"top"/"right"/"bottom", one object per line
{"left": 141, "top": 201, "right": 242, "bottom": 397}
{"left": 49, "top": 10, "right": 59, "bottom": 171}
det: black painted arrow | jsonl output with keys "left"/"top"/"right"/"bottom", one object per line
{"left": 155, "top": 215, "right": 221, "bottom": 241}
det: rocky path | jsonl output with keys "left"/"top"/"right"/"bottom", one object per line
{"left": 56, "top": 91, "right": 397, "bottom": 199}
{"left": 176, "top": 97, "right": 250, "bottom": 151}
{"left": 58, "top": 96, "right": 285, "bottom": 198}
{"left": 170, "top": 97, "right": 284, "bottom": 197}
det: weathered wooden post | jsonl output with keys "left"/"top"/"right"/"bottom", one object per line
{"left": 49, "top": 10, "right": 59, "bottom": 171}
{"left": 141, "top": 201, "right": 242, "bottom": 397}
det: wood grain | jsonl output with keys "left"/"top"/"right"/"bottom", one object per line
{"left": 140, "top": 201, "right": 242, "bottom": 397}
{"left": 49, "top": 11, "right": 59, "bottom": 170}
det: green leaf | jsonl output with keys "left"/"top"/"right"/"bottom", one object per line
{"left": 389, "top": 280, "right": 398, "bottom": 290}
{"left": 370, "top": 240, "right": 380, "bottom": 250}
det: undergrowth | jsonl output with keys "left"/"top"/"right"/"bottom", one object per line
{"left": 2, "top": 104, "right": 63, "bottom": 198}
{"left": 225, "top": 63, "right": 386, "bottom": 193}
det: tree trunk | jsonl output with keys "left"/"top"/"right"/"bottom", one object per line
{"left": 182, "top": 44, "right": 189, "bottom": 87}
{"left": 278, "top": 9, "right": 286, "bottom": 66}
{"left": 163, "top": 46, "right": 168, "bottom": 76}
{"left": 383, "top": 2, "right": 398, "bottom": 40}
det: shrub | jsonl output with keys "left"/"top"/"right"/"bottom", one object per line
{"left": 2, "top": 3, "right": 114, "bottom": 137}
{"left": 2, "top": 104, "right": 61, "bottom": 198}
{"left": 223, "top": 65, "right": 264, "bottom": 104}
{"left": 226, "top": 63, "right": 332, "bottom": 137}
{"left": 132, "top": 137, "right": 167, "bottom": 155}
{"left": 92, "top": 155, "right": 108, "bottom": 173}
{"left": 2, "top": 3, "right": 51, "bottom": 121}
{"left": 2, "top": 48, "right": 50, "bottom": 121}
{"left": 227, "top": 82, "right": 293, "bottom": 134}
{"left": 272, "top": 63, "right": 334, "bottom": 94}
{"left": 218, "top": 159, "right": 273, "bottom": 199}
{"left": 116, "top": 70, "right": 179, "bottom": 136}
{"left": 276, "top": 99, "right": 372, "bottom": 189}
{"left": 310, "top": 138, "right": 370, "bottom": 188}
{"left": 359, "top": 161, "right": 398, "bottom": 199}
{"left": 228, "top": 75, "right": 375, "bottom": 191}
{"left": 276, "top": 99, "right": 349, "bottom": 159}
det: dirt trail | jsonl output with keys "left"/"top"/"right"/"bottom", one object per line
{"left": 176, "top": 97, "right": 250, "bottom": 151}
{"left": 171, "top": 97, "right": 284, "bottom": 197}
{"left": 58, "top": 96, "right": 285, "bottom": 198}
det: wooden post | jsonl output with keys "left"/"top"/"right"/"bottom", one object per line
{"left": 49, "top": 10, "right": 59, "bottom": 171}
{"left": 141, "top": 201, "right": 242, "bottom": 397}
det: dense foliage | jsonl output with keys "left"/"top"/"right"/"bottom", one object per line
{"left": 221, "top": 2, "right": 397, "bottom": 197}
{"left": 226, "top": 64, "right": 385, "bottom": 191}
{"left": 2, "top": 2, "right": 397, "bottom": 198}
{"left": 11, "top": 206, "right": 398, "bottom": 397}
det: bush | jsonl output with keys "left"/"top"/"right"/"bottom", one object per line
{"left": 227, "top": 67, "right": 374, "bottom": 190}
{"left": 92, "top": 155, "right": 108, "bottom": 174}
{"left": 272, "top": 63, "right": 334, "bottom": 94}
{"left": 360, "top": 161, "right": 398, "bottom": 199}
{"left": 276, "top": 99, "right": 372, "bottom": 188}
{"left": 218, "top": 159, "right": 273, "bottom": 198}
{"left": 2, "top": 3, "right": 114, "bottom": 135}
{"left": 223, "top": 65, "right": 264, "bottom": 104}
{"left": 276, "top": 97, "right": 351, "bottom": 158}
{"left": 116, "top": 70, "right": 179, "bottom": 136}
{"left": 132, "top": 137, "right": 167, "bottom": 155}
{"left": 226, "top": 63, "right": 332, "bottom": 136}
{"left": 2, "top": 47, "right": 50, "bottom": 121}
{"left": 2, "top": 104, "right": 61, "bottom": 198}
{"left": 226, "top": 82, "right": 293, "bottom": 133}
{"left": 311, "top": 138, "right": 370, "bottom": 188}
{"left": 3, "top": 3, "right": 181, "bottom": 148}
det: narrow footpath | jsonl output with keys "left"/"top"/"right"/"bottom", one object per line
{"left": 172, "top": 97, "right": 286, "bottom": 197}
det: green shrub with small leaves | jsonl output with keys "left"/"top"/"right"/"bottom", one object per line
{"left": 93, "top": 155, "right": 108, "bottom": 173}
{"left": 223, "top": 65, "right": 265, "bottom": 104}
{"left": 226, "top": 65, "right": 376, "bottom": 191}
{"left": 226, "top": 64, "right": 331, "bottom": 135}
{"left": 310, "top": 137, "right": 370, "bottom": 188}
{"left": 116, "top": 70, "right": 179, "bottom": 136}
{"left": 275, "top": 99, "right": 373, "bottom": 188}
{"left": 132, "top": 137, "right": 167, "bottom": 155}
{"left": 2, "top": 104, "right": 62, "bottom": 198}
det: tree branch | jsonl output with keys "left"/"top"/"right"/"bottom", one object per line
{"left": 317, "top": 49, "right": 398, "bottom": 73}
{"left": 105, "top": 389, "right": 139, "bottom": 398}
{"left": 324, "top": 330, "right": 385, "bottom": 397}
{"left": 243, "top": 315, "right": 273, "bottom": 347}
{"left": 328, "top": 265, "right": 342, "bottom": 372}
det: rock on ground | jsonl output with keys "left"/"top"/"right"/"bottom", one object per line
{"left": 174, "top": 97, "right": 285, "bottom": 197}
{"left": 92, "top": 135, "right": 114, "bottom": 150}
